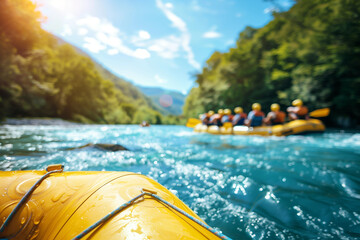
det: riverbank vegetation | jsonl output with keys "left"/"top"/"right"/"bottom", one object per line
{"left": 184, "top": 0, "right": 360, "bottom": 127}
{"left": 0, "top": 0, "right": 185, "bottom": 125}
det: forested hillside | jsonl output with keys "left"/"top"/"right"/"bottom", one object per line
{"left": 184, "top": 0, "right": 360, "bottom": 127}
{"left": 138, "top": 86, "right": 186, "bottom": 115}
{"left": 0, "top": 0, "right": 164, "bottom": 124}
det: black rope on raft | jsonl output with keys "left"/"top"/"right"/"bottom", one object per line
{"left": 0, "top": 166, "right": 64, "bottom": 237}
{"left": 72, "top": 189, "right": 232, "bottom": 240}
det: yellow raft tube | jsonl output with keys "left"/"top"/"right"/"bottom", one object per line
{"left": 0, "top": 165, "right": 229, "bottom": 240}
{"left": 194, "top": 119, "right": 325, "bottom": 136}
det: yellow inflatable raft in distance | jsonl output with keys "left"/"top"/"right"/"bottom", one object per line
{"left": 0, "top": 165, "right": 229, "bottom": 240}
{"left": 194, "top": 119, "right": 325, "bottom": 136}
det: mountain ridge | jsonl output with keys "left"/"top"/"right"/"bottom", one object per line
{"left": 137, "top": 85, "right": 186, "bottom": 115}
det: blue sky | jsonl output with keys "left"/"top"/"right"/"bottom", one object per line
{"left": 34, "top": 0, "right": 293, "bottom": 94}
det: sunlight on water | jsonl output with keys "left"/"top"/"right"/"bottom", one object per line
{"left": 0, "top": 125, "right": 359, "bottom": 239}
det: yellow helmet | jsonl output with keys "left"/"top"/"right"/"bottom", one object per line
{"left": 292, "top": 99, "right": 303, "bottom": 106}
{"left": 271, "top": 103, "right": 280, "bottom": 111}
{"left": 234, "top": 107, "right": 243, "bottom": 114}
{"left": 252, "top": 103, "right": 261, "bottom": 111}
{"left": 218, "top": 109, "right": 224, "bottom": 114}
{"left": 208, "top": 110, "right": 215, "bottom": 116}
{"left": 224, "top": 109, "right": 231, "bottom": 115}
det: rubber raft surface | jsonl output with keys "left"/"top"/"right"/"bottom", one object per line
{"left": 0, "top": 170, "right": 222, "bottom": 240}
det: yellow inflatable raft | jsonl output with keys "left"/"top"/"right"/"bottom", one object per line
{"left": 0, "top": 165, "right": 229, "bottom": 240}
{"left": 194, "top": 119, "right": 325, "bottom": 136}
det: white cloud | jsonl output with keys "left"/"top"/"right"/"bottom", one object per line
{"left": 75, "top": 10, "right": 198, "bottom": 64}
{"left": 49, "top": 0, "right": 67, "bottom": 10}
{"left": 134, "top": 49, "right": 151, "bottom": 59}
{"left": 155, "top": 74, "right": 167, "bottom": 84}
{"left": 138, "top": 30, "right": 151, "bottom": 40}
{"left": 130, "top": 30, "right": 151, "bottom": 46}
{"left": 148, "top": 35, "right": 181, "bottom": 59}
{"left": 96, "top": 32, "right": 122, "bottom": 48}
{"left": 203, "top": 26, "right": 222, "bottom": 39}
{"left": 107, "top": 49, "right": 119, "bottom": 55}
{"left": 101, "top": 22, "right": 119, "bottom": 36}
{"left": 156, "top": 0, "right": 186, "bottom": 32}
{"left": 165, "top": 2, "right": 173, "bottom": 9}
{"left": 264, "top": 7, "right": 279, "bottom": 14}
{"left": 78, "top": 28, "right": 88, "bottom": 36}
{"left": 156, "top": 0, "right": 200, "bottom": 69}
{"left": 77, "top": 16, "right": 118, "bottom": 36}
{"left": 61, "top": 24, "right": 72, "bottom": 37}
{"left": 83, "top": 37, "right": 106, "bottom": 53}
{"left": 66, "top": 14, "right": 74, "bottom": 20}
{"left": 77, "top": 16, "right": 101, "bottom": 31}
{"left": 203, "top": 30, "right": 221, "bottom": 39}
{"left": 76, "top": 16, "right": 150, "bottom": 59}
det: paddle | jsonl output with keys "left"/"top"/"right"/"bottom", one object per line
{"left": 186, "top": 118, "right": 202, "bottom": 128}
{"left": 309, "top": 108, "right": 330, "bottom": 118}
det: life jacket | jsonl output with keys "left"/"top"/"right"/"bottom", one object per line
{"left": 209, "top": 114, "right": 223, "bottom": 126}
{"left": 209, "top": 115, "right": 217, "bottom": 122}
{"left": 232, "top": 113, "right": 247, "bottom": 126}
{"left": 271, "top": 111, "right": 286, "bottom": 125}
{"left": 200, "top": 114, "right": 209, "bottom": 124}
{"left": 295, "top": 106, "right": 308, "bottom": 119}
{"left": 221, "top": 115, "right": 232, "bottom": 123}
{"left": 249, "top": 110, "right": 264, "bottom": 127}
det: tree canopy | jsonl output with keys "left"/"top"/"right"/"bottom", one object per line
{"left": 0, "top": 0, "right": 183, "bottom": 124}
{"left": 184, "top": 0, "right": 360, "bottom": 127}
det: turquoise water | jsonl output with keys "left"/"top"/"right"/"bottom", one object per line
{"left": 1, "top": 124, "right": 360, "bottom": 239}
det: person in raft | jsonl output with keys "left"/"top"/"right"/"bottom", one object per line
{"left": 200, "top": 110, "right": 214, "bottom": 125}
{"left": 221, "top": 109, "right": 233, "bottom": 125}
{"left": 287, "top": 99, "right": 309, "bottom": 120}
{"left": 264, "top": 103, "right": 286, "bottom": 125}
{"left": 208, "top": 109, "right": 224, "bottom": 126}
{"left": 246, "top": 103, "right": 265, "bottom": 127}
{"left": 232, "top": 107, "right": 247, "bottom": 126}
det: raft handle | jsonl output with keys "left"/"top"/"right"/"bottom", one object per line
{"left": 46, "top": 164, "right": 64, "bottom": 172}
{"left": 141, "top": 188, "right": 157, "bottom": 194}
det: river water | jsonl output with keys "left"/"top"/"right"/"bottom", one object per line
{"left": 0, "top": 124, "right": 359, "bottom": 239}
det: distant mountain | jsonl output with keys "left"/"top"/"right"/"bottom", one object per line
{"left": 137, "top": 86, "right": 186, "bottom": 115}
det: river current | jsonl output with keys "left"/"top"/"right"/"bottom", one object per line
{"left": 0, "top": 124, "right": 359, "bottom": 239}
